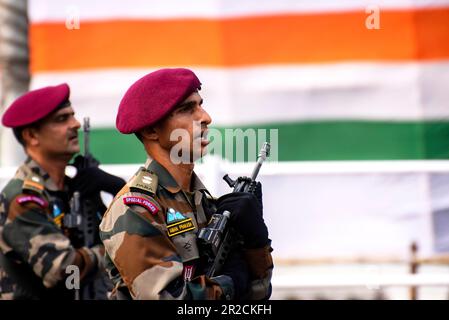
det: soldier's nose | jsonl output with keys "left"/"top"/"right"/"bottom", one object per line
{"left": 72, "top": 118, "right": 81, "bottom": 129}
{"left": 201, "top": 109, "right": 212, "bottom": 126}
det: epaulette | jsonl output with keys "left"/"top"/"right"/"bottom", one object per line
{"left": 128, "top": 167, "right": 158, "bottom": 196}
{"left": 22, "top": 172, "right": 45, "bottom": 195}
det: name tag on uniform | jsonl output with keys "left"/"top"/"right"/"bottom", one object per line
{"left": 167, "top": 218, "right": 195, "bottom": 237}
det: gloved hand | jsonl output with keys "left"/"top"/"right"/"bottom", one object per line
{"left": 77, "top": 244, "right": 106, "bottom": 281}
{"left": 219, "top": 250, "right": 249, "bottom": 300}
{"left": 71, "top": 154, "right": 100, "bottom": 170}
{"left": 69, "top": 155, "right": 126, "bottom": 197}
{"left": 216, "top": 192, "right": 269, "bottom": 249}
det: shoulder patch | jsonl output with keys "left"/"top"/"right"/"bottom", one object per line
{"left": 123, "top": 196, "right": 159, "bottom": 215}
{"left": 22, "top": 173, "right": 45, "bottom": 195}
{"left": 16, "top": 195, "right": 48, "bottom": 208}
{"left": 128, "top": 167, "right": 158, "bottom": 195}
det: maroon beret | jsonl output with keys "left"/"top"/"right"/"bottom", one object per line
{"left": 2, "top": 83, "right": 70, "bottom": 128}
{"left": 116, "top": 68, "right": 201, "bottom": 134}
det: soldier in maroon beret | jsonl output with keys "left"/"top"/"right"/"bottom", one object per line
{"left": 0, "top": 84, "right": 125, "bottom": 300}
{"left": 100, "top": 68, "right": 273, "bottom": 300}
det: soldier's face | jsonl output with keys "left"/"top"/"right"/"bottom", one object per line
{"left": 30, "top": 106, "right": 81, "bottom": 158}
{"left": 155, "top": 92, "right": 212, "bottom": 162}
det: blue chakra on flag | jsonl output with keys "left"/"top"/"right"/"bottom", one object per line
{"left": 167, "top": 208, "right": 186, "bottom": 223}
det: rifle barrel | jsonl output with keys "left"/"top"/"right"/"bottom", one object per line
{"left": 83, "top": 117, "right": 90, "bottom": 157}
{"left": 250, "top": 142, "right": 270, "bottom": 181}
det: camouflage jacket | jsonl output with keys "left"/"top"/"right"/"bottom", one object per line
{"left": 0, "top": 157, "right": 103, "bottom": 300}
{"left": 100, "top": 158, "right": 273, "bottom": 300}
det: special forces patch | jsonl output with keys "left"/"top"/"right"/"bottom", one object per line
{"left": 16, "top": 195, "right": 48, "bottom": 208}
{"left": 123, "top": 196, "right": 159, "bottom": 215}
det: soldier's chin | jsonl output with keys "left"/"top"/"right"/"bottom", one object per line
{"left": 68, "top": 138, "right": 80, "bottom": 149}
{"left": 199, "top": 139, "right": 209, "bottom": 155}
{"left": 68, "top": 145, "right": 80, "bottom": 155}
{"left": 200, "top": 145, "right": 208, "bottom": 157}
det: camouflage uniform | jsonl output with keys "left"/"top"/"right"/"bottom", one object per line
{"left": 0, "top": 157, "right": 104, "bottom": 300}
{"left": 100, "top": 158, "right": 273, "bottom": 300}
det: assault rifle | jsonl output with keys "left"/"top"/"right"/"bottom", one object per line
{"left": 64, "top": 118, "right": 105, "bottom": 299}
{"left": 198, "top": 142, "right": 270, "bottom": 277}
{"left": 64, "top": 118, "right": 99, "bottom": 248}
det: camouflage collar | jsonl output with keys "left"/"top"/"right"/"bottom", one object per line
{"left": 144, "top": 158, "right": 207, "bottom": 194}
{"left": 23, "top": 157, "right": 66, "bottom": 192}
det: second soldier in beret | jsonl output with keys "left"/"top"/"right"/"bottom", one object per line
{"left": 0, "top": 84, "right": 126, "bottom": 299}
{"left": 100, "top": 68, "right": 273, "bottom": 300}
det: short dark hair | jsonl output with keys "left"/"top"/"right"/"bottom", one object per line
{"left": 135, "top": 132, "right": 143, "bottom": 143}
{"left": 13, "top": 127, "right": 26, "bottom": 146}
{"left": 12, "top": 121, "right": 43, "bottom": 148}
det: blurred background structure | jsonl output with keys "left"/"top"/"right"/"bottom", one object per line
{"left": 1, "top": 0, "right": 449, "bottom": 299}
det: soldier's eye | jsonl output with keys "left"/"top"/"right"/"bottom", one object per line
{"left": 179, "top": 104, "right": 195, "bottom": 114}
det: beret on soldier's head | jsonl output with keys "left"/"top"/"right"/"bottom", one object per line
{"left": 116, "top": 68, "right": 201, "bottom": 134}
{"left": 1, "top": 83, "right": 70, "bottom": 128}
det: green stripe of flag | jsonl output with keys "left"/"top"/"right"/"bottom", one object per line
{"left": 84, "top": 121, "right": 449, "bottom": 164}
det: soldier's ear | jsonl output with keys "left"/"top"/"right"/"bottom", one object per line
{"left": 140, "top": 127, "right": 158, "bottom": 141}
{"left": 21, "top": 127, "right": 40, "bottom": 147}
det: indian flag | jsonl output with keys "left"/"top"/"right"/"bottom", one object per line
{"left": 28, "top": 0, "right": 449, "bottom": 259}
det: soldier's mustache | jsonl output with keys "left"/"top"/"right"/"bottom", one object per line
{"left": 67, "top": 130, "right": 78, "bottom": 139}
{"left": 194, "top": 128, "right": 208, "bottom": 139}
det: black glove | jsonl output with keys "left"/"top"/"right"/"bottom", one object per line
{"left": 71, "top": 154, "right": 100, "bottom": 169}
{"left": 216, "top": 192, "right": 269, "bottom": 249}
{"left": 220, "top": 249, "right": 249, "bottom": 300}
{"left": 69, "top": 155, "right": 126, "bottom": 198}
